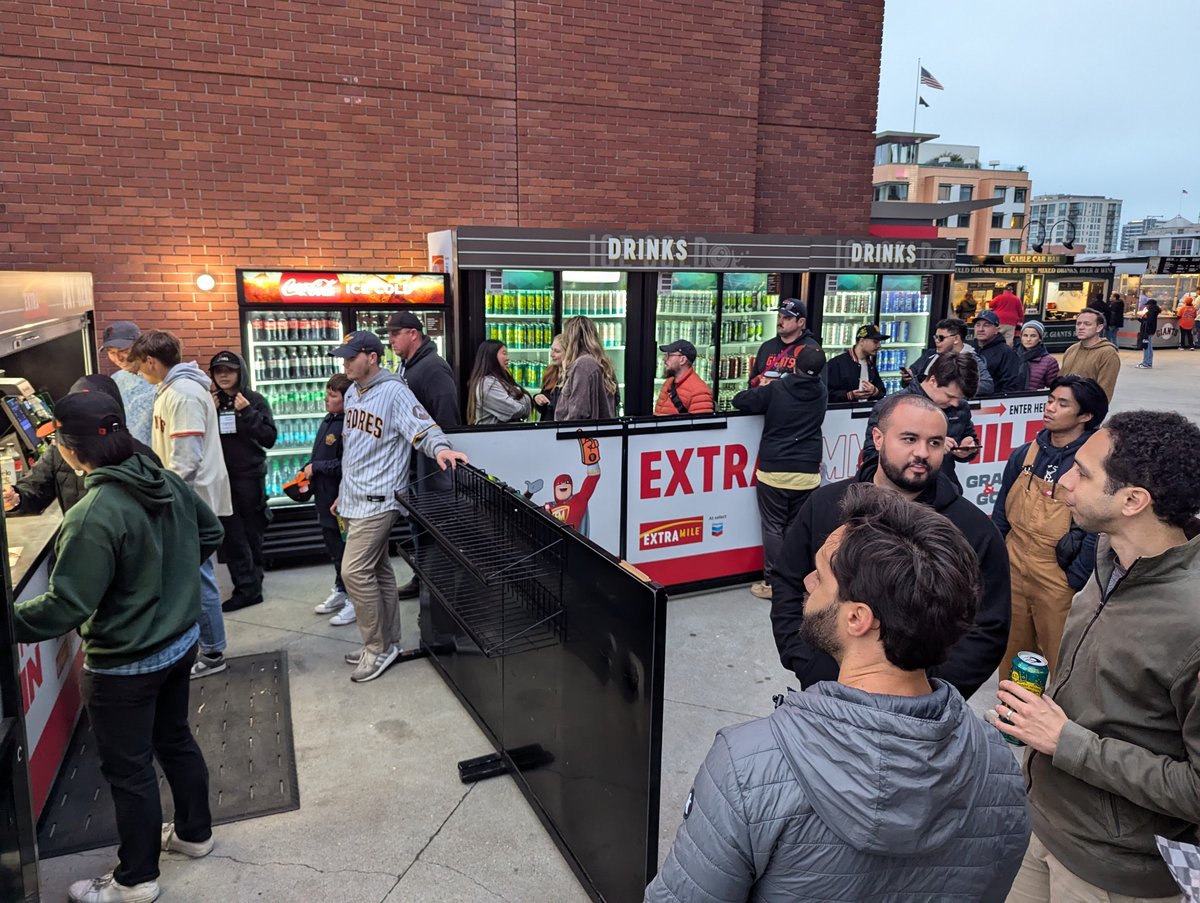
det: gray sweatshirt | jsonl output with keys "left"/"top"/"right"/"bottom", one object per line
{"left": 471, "top": 376, "right": 530, "bottom": 425}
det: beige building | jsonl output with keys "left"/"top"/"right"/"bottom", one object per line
{"left": 873, "top": 132, "right": 1033, "bottom": 256}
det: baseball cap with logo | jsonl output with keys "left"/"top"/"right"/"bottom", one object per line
{"left": 53, "top": 391, "right": 126, "bottom": 443}
{"left": 793, "top": 344, "right": 827, "bottom": 377}
{"left": 385, "top": 311, "right": 423, "bottom": 331}
{"left": 209, "top": 351, "right": 240, "bottom": 371}
{"left": 778, "top": 298, "right": 807, "bottom": 320}
{"left": 329, "top": 331, "right": 385, "bottom": 358}
{"left": 659, "top": 339, "right": 697, "bottom": 362}
{"left": 99, "top": 321, "right": 141, "bottom": 351}
{"left": 856, "top": 324, "right": 890, "bottom": 342}
{"left": 976, "top": 310, "right": 1001, "bottom": 327}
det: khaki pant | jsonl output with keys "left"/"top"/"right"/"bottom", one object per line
{"left": 342, "top": 510, "right": 401, "bottom": 656}
{"left": 1007, "top": 833, "right": 1181, "bottom": 903}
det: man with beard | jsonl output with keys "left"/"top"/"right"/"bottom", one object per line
{"left": 996, "top": 411, "right": 1200, "bottom": 901}
{"left": 825, "top": 324, "right": 887, "bottom": 404}
{"left": 647, "top": 484, "right": 1029, "bottom": 902}
{"left": 771, "top": 392, "right": 1011, "bottom": 699}
{"left": 749, "top": 297, "right": 821, "bottom": 387}
{"left": 653, "top": 340, "right": 714, "bottom": 415}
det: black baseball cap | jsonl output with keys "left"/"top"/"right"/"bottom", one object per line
{"left": 329, "top": 331, "right": 385, "bottom": 358}
{"left": 794, "top": 345, "right": 827, "bottom": 377}
{"left": 385, "top": 311, "right": 423, "bottom": 331}
{"left": 53, "top": 391, "right": 126, "bottom": 442}
{"left": 778, "top": 298, "right": 807, "bottom": 319}
{"left": 99, "top": 321, "right": 141, "bottom": 351}
{"left": 209, "top": 351, "right": 241, "bottom": 371}
{"left": 659, "top": 339, "right": 697, "bottom": 362}
{"left": 856, "top": 324, "right": 890, "bottom": 342}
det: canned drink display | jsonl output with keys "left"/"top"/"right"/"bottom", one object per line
{"left": 1002, "top": 651, "right": 1049, "bottom": 746}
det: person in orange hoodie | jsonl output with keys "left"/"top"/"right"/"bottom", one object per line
{"left": 1178, "top": 295, "right": 1196, "bottom": 350}
{"left": 654, "top": 340, "right": 715, "bottom": 415}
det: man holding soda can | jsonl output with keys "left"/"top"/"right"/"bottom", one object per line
{"left": 996, "top": 410, "right": 1200, "bottom": 902}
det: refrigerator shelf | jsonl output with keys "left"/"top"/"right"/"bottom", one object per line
{"left": 266, "top": 446, "right": 314, "bottom": 457}
{"left": 657, "top": 312, "right": 708, "bottom": 319}
{"left": 487, "top": 314, "right": 554, "bottom": 321}
{"left": 722, "top": 311, "right": 775, "bottom": 318}
{"left": 249, "top": 340, "right": 342, "bottom": 347}
{"left": 256, "top": 377, "right": 332, "bottom": 385}
{"left": 275, "top": 412, "right": 326, "bottom": 420}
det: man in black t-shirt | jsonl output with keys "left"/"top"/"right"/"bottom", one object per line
{"left": 749, "top": 297, "right": 822, "bottom": 387}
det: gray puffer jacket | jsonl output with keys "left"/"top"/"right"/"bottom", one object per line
{"left": 646, "top": 680, "right": 1030, "bottom": 902}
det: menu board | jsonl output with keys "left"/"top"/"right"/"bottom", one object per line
{"left": 238, "top": 270, "right": 447, "bottom": 307}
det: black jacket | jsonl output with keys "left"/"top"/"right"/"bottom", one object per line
{"left": 400, "top": 336, "right": 460, "bottom": 428}
{"left": 305, "top": 413, "right": 343, "bottom": 529}
{"left": 731, "top": 372, "right": 827, "bottom": 473}
{"left": 971, "top": 335, "right": 1024, "bottom": 393}
{"left": 533, "top": 385, "right": 560, "bottom": 422}
{"left": 1108, "top": 298, "right": 1125, "bottom": 328}
{"left": 1140, "top": 300, "right": 1160, "bottom": 336}
{"left": 12, "top": 441, "right": 161, "bottom": 516}
{"left": 750, "top": 331, "right": 821, "bottom": 386}
{"left": 824, "top": 349, "right": 884, "bottom": 404}
{"left": 209, "top": 352, "right": 277, "bottom": 477}
{"left": 771, "top": 461, "right": 1012, "bottom": 700}
{"left": 862, "top": 382, "right": 978, "bottom": 492}
{"left": 991, "top": 428, "right": 1098, "bottom": 591}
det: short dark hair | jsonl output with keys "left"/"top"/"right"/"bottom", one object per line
{"left": 875, "top": 391, "right": 946, "bottom": 433}
{"left": 1103, "top": 411, "right": 1200, "bottom": 528}
{"left": 935, "top": 317, "right": 968, "bottom": 339}
{"left": 1047, "top": 375, "right": 1108, "bottom": 431}
{"left": 326, "top": 373, "right": 352, "bottom": 395}
{"left": 831, "top": 483, "right": 979, "bottom": 671}
{"left": 1077, "top": 308, "right": 1107, "bottom": 328}
{"left": 58, "top": 430, "right": 135, "bottom": 469}
{"left": 925, "top": 351, "right": 978, "bottom": 399}
{"left": 127, "top": 330, "right": 182, "bottom": 368}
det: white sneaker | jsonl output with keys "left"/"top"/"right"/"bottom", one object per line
{"left": 350, "top": 644, "right": 400, "bottom": 682}
{"left": 314, "top": 588, "right": 348, "bottom": 615}
{"left": 749, "top": 582, "right": 773, "bottom": 599}
{"left": 329, "top": 600, "right": 357, "bottom": 626}
{"left": 69, "top": 873, "right": 160, "bottom": 903}
{"left": 161, "top": 821, "right": 214, "bottom": 858}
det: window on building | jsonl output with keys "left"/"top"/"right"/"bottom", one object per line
{"left": 955, "top": 239, "right": 970, "bottom": 255}
{"left": 993, "top": 186, "right": 1008, "bottom": 199}
{"left": 937, "top": 184, "right": 952, "bottom": 201}
{"left": 872, "top": 183, "right": 909, "bottom": 201}
{"left": 1137, "top": 239, "right": 1159, "bottom": 252}
{"left": 989, "top": 239, "right": 1003, "bottom": 254}
{"left": 956, "top": 212, "right": 972, "bottom": 228}
{"left": 1171, "top": 238, "right": 1195, "bottom": 255}
{"left": 991, "top": 213, "right": 1004, "bottom": 229}
{"left": 1008, "top": 239, "right": 1022, "bottom": 254}
{"left": 1010, "top": 213, "right": 1025, "bottom": 229}
{"left": 959, "top": 186, "right": 974, "bottom": 202}
{"left": 1013, "top": 187, "right": 1028, "bottom": 203}
{"left": 935, "top": 217, "right": 949, "bottom": 228}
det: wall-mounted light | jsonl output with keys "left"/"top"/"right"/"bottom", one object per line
{"left": 195, "top": 273, "right": 216, "bottom": 292}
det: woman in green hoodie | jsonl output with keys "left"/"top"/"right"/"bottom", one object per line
{"left": 12, "top": 392, "right": 224, "bottom": 903}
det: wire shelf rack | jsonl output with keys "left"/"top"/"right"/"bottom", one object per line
{"left": 401, "top": 465, "right": 567, "bottom": 658}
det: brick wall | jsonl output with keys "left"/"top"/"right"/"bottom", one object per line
{"left": 1, "top": 0, "right": 882, "bottom": 359}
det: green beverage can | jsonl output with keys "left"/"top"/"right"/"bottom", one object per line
{"left": 1002, "top": 651, "right": 1049, "bottom": 746}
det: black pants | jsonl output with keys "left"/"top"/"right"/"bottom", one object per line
{"left": 320, "top": 524, "right": 346, "bottom": 592}
{"left": 1183, "top": 328, "right": 1195, "bottom": 349}
{"left": 756, "top": 481, "right": 815, "bottom": 584}
{"left": 83, "top": 645, "right": 211, "bottom": 886}
{"left": 221, "top": 477, "right": 270, "bottom": 606}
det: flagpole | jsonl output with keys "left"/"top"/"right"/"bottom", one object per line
{"left": 912, "top": 57, "right": 921, "bottom": 132}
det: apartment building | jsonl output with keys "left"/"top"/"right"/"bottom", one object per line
{"left": 1030, "top": 195, "right": 1122, "bottom": 253}
{"left": 1120, "top": 215, "right": 1167, "bottom": 252}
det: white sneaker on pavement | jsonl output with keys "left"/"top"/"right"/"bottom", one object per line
{"left": 161, "top": 821, "right": 214, "bottom": 858}
{"left": 329, "top": 600, "right": 357, "bottom": 626}
{"left": 314, "top": 588, "right": 348, "bottom": 615}
{"left": 350, "top": 644, "right": 400, "bottom": 682}
{"left": 68, "top": 873, "right": 160, "bottom": 903}
{"left": 749, "top": 582, "right": 773, "bottom": 599}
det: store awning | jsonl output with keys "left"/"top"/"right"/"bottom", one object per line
{"left": 871, "top": 198, "right": 1003, "bottom": 225}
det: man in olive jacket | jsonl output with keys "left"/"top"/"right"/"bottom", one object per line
{"left": 647, "top": 484, "right": 1028, "bottom": 902}
{"left": 997, "top": 410, "right": 1200, "bottom": 901}
{"left": 12, "top": 392, "right": 224, "bottom": 903}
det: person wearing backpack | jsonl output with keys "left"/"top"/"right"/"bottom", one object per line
{"left": 654, "top": 340, "right": 714, "bottom": 415}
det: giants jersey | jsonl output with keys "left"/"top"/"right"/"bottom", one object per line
{"left": 338, "top": 371, "right": 451, "bottom": 519}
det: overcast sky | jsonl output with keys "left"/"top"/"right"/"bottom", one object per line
{"left": 877, "top": 0, "right": 1198, "bottom": 225}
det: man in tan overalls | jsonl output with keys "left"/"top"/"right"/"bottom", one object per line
{"left": 990, "top": 375, "right": 1109, "bottom": 678}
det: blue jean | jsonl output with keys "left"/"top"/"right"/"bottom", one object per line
{"left": 198, "top": 555, "right": 227, "bottom": 654}
{"left": 1142, "top": 336, "right": 1155, "bottom": 367}
{"left": 1104, "top": 326, "right": 1118, "bottom": 346}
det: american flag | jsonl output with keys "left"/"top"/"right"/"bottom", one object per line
{"left": 920, "top": 67, "right": 945, "bottom": 90}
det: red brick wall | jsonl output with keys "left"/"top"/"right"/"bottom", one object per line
{"left": 1, "top": 0, "right": 882, "bottom": 359}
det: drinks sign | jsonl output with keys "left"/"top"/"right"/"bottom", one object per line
{"left": 239, "top": 270, "right": 447, "bottom": 307}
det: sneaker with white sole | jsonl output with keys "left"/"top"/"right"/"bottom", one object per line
{"left": 350, "top": 644, "right": 400, "bottom": 682}
{"left": 329, "top": 600, "right": 357, "bottom": 626}
{"left": 344, "top": 648, "right": 365, "bottom": 666}
{"left": 189, "top": 652, "right": 226, "bottom": 680}
{"left": 749, "top": 582, "right": 773, "bottom": 599}
{"left": 314, "top": 588, "right": 348, "bottom": 615}
{"left": 68, "top": 873, "right": 160, "bottom": 903}
{"left": 161, "top": 821, "right": 214, "bottom": 858}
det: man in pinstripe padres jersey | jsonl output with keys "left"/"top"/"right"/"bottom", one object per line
{"left": 330, "top": 331, "right": 467, "bottom": 683}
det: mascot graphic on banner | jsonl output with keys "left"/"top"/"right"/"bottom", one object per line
{"left": 526, "top": 437, "right": 601, "bottom": 536}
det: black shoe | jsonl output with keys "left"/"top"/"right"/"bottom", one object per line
{"left": 222, "top": 596, "right": 263, "bottom": 613}
{"left": 396, "top": 579, "right": 420, "bottom": 600}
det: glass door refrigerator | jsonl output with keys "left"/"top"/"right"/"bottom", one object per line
{"left": 561, "top": 271, "right": 628, "bottom": 414}
{"left": 817, "top": 273, "right": 933, "bottom": 395}
{"left": 651, "top": 272, "right": 717, "bottom": 410}
{"left": 482, "top": 270, "right": 557, "bottom": 404}
{"left": 237, "top": 270, "right": 451, "bottom": 555}
{"left": 713, "top": 272, "right": 781, "bottom": 410}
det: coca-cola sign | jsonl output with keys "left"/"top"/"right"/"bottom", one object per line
{"left": 239, "top": 270, "right": 447, "bottom": 307}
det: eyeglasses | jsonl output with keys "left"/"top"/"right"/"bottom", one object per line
{"left": 934, "top": 334, "right": 955, "bottom": 343}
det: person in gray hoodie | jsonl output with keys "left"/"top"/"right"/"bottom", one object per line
{"left": 647, "top": 483, "right": 1029, "bottom": 903}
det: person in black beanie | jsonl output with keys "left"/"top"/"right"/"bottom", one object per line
{"left": 207, "top": 351, "right": 277, "bottom": 612}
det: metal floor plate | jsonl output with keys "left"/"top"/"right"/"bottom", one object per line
{"left": 37, "top": 650, "right": 300, "bottom": 859}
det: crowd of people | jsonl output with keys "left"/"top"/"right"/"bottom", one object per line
{"left": 4, "top": 285, "right": 1195, "bottom": 902}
